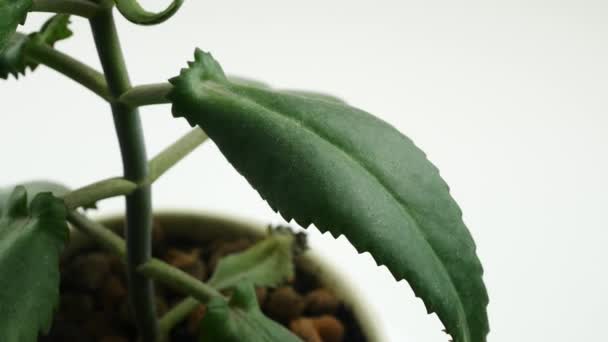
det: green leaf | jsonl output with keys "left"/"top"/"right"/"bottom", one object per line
{"left": 0, "top": 32, "right": 29, "bottom": 79}
{"left": 0, "top": 186, "right": 69, "bottom": 342}
{"left": 208, "top": 227, "right": 305, "bottom": 290}
{"left": 169, "top": 50, "right": 489, "bottom": 342}
{"left": 199, "top": 283, "right": 303, "bottom": 342}
{"left": 0, "top": 181, "right": 70, "bottom": 212}
{"left": 0, "top": 14, "right": 72, "bottom": 79}
{"left": 228, "top": 75, "right": 345, "bottom": 104}
{"left": 0, "top": 0, "right": 32, "bottom": 52}
{"left": 33, "top": 13, "right": 73, "bottom": 46}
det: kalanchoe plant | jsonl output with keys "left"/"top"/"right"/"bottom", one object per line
{"left": 0, "top": 0, "right": 489, "bottom": 341}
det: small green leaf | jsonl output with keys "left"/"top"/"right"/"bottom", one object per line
{"left": 199, "top": 283, "right": 303, "bottom": 342}
{"left": 33, "top": 14, "right": 73, "bottom": 46}
{"left": 0, "top": 14, "right": 72, "bottom": 79}
{"left": 0, "top": 0, "right": 32, "bottom": 52}
{"left": 0, "top": 186, "right": 69, "bottom": 342}
{"left": 169, "top": 50, "right": 489, "bottom": 342}
{"left": 208, "top": 227, "right": 305, "bottom": 290}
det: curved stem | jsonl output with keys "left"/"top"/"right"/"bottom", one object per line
{"left": 63, "top": 177, "right": 137, "bottom": 210}
{"left": 24, "top": 43, "right": 110, "bottom": 100}
{"left": 31, "top": 0, "right": 102, "bottom": 18}
{"left": 114, "top": 0, "right": 184, "bottom": 25}
{"left": 62, "top": 127, "right": 208, "bottom": 210}
{"left": 119, "top": 83, "right": 172, "bottom": 107}
{"left": 90, "top": 9, "right": 158, "bottom": 341}
{"left": 158, "top": 297, "right": 200, "bottom": 340}
{"left": 147, "top": 127, "right": 207, "bottom": 184}
{"left": 67, "top": 211, "right": 126, "bottom": 256}
{"left": 139, "top": 260, "right": 225, "bottom": 304}
{"left": 68, "top": 211, "right": 224, "bottom": 304}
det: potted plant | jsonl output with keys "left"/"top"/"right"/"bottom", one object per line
{"left": 0, "top": 0, "right": 489, "bottom": 341}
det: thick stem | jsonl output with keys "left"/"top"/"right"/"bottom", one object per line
{"left": 25, "top": 43, "right": 110, "bottom": 100}
{"left": 31, "top": 0, "right": 102, "bottom": 18}
{"left": 90, "top": 10, "right": 158, "bottom": 340}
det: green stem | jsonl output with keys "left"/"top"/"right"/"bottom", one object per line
{"left": 114, "top": 0, "right": 184, "bottom": 26}
{"left": 147, "top": 127, "right": 208, "bottom": 184}
{"left": 139, "top": 259, "right": 226, "bottom": 304}
{"left": 62, "top": 177, "right": 137, "bottom": 210}
{"left": 159, "top": 297, "right": 199, "bottom": 339}
{"left": 119, "top": 83, "right": 172, "bottom": 107}
{"left": 62, "top": 127, "right": 208, "bottom": 209}
{"left": 67, "top": 211, "right": 224, "bottom": 303}
{"left": 67, "top": 211, "right": 126, "bottom": 257}
{"left": 68, "top": 211, "right": 225, "bottom": 340}
{"left": 24, "top": 43, "right": 110, "bottom": 100}
{"left": 158, "top": 297, "right": 200, "bottom": 340}
{"left": 30, "top": 0, "right": 102, "bottom": 18}
{"left": 90, "top": 9, "right": 158, "bottom": 341}
{"left": 68, "top": 210, "right": 224, "bottom": 304}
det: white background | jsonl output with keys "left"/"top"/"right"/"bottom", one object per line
{"left": 2, "top": 1, "right": 608, "bottom": 341}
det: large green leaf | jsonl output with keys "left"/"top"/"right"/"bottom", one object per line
{"left": 169, "top": 50, "right": 489, "bottom": 342}
{"left": 208, "top": 227, "right": 304, "bottom": 290}
{"left": 0, "top": 14, "right": 72, "bottom": 79}
{"left": 0, "top": 0, "right": 32, "bottom": 52}
{"left": 228, "top": 75, "right": 345, "bottom": 104}
{"left": 199, "top": 283, "right": 303, "bottom": 342}
{"left": 0, "top": 186, "right": 69, "bottom": 342}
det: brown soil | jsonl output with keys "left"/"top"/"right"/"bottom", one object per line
{"left": 41, "top": 220, "right": 368, "bottom": 342}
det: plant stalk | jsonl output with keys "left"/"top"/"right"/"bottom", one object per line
{"left": 67, "top": 211, "right": 224, "bottom": 303}
{"left": 89, "top": 9, "right": 158, "bottom": 341}
{"left": 31, "top": 0, "right": 102, "bottom": 18}
{"left": 147, "top": 127, "right": 208, "bottom": 184}
{"left": 139, "top": 259, "right": 225, "bottom": 304}
{"left": 158, "top": 297, "right": 200, "bottom": 340}
{"left": 67, "top": 211, "right": 127, "bottom": 256}
{"left": 119, "top": 83, "right": 173, "bottom": 107}
{"left": 25, "top": 43, "right": 110, "bottom": 100}
{"left": 62, "top": 127, "right": 207, "bottom": 210}
{"left": 62, "top": 177, "right": 137, "bottom": 210}
{"left": 159, "top": 297, "right": 199, "bottom": 338}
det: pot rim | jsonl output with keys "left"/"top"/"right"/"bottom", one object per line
{"left": 67, "top": 209, "right": 388, "bottom": 342}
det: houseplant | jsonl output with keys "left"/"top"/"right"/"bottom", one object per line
{"left": 0, "top": 0, "right": 489, "bottom": 341}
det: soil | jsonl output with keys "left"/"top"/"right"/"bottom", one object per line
{"left": 41, "top": 219, "right": 368, "bottom": 342}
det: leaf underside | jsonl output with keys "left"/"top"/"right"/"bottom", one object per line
{"left": 169, "top": 50, "right": 489, "bottom": 342}
{"left": 199, "top": 283, "right": 303, "bottom": 342}
{"left": 0, "top": 187, "right": 69, "bottom": 342}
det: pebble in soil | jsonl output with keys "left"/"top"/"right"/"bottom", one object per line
{"left": 41, "top": 221, "right": 368, "bottom": 342}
